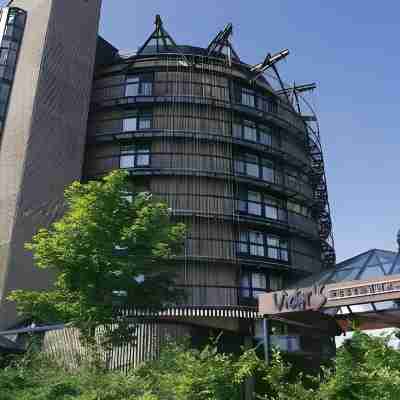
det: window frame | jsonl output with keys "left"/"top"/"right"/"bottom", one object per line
{"left": 240, "top": 269, "right": 270, "bottom": 298}
{"left": 238, "top": 230, "right": 290, "bottom": 263}
{"left": 119, "top": 142, "right": 151, "bottom": 169}
{"left": 125, "top": 73, "right": 154, "bottom": 97}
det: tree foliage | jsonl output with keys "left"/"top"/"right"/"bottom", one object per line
{"left": 2, "top": 331, "right": 400, "bottom": 399}
{"left": 8, "top": 170, "right": 186, "bottom": 341}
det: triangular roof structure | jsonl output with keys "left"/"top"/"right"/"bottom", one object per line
{"left": 137, "top": 15, "right": 180, "bottom": 55}
{"left": 295, "top": 249, "right": 400, "bottom": 289}
{"left": 206, "top": 23, "right": 240, "bottom": 63}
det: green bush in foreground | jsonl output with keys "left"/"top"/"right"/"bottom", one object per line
{"left": 1, "top": 331, "right": 400, "bottom": 400}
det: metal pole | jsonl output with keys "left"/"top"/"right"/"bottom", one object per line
{"left": 263, "top": 317, "right": 270, "bottom": 364}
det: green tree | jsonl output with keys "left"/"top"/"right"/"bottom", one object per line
{"left": 8, "top": 170, "right": 186, "bottom": 343}
{"left": 318, "top": 330, "right": 400, "bottom": 400}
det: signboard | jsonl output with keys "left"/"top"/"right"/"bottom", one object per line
{"left": 259, "top": 275, "right": 400, "bottom": 316}
{"left": 261, "top": 285, "right": 327, "bottom": 315}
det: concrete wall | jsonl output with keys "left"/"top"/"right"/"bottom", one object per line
{"left": 0, "top": 0, "right": 102, "bottom": 329}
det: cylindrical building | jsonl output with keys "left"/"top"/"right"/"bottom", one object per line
{"left": 84, "top": 17, "right": 335, "bottom": 348}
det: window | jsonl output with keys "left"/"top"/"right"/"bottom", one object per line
{"left": 233, "top": 122, "right": 242, "bottom": 138}
{"left": 241, "top": 88, "right": 256, "bottom": 107}
{"left": 264, "top": 196, "right": 279, "bottom": 220}
{"left": 234, "top": 153, "right": 259, "bottom": 178}
{"left": 125, "top": 74, "right": 153, "bottom": 97}
{"left": 125, "top": 76, "right": 139, "bottom": 97}
{"left": 248, "top": 191, "right": 262, "bottom": 215}
{"left": 238, "top": 230, "right": 289, "bottom": 262}
{"left": 122, "top": 113, "right": 152, "bottom": 132}
{"left": 287, "top": 201, "right": 310, "bottom": 218}
{"left": 243, "top": 120, "right": 257, "bottom": 142}
{"left": 239, "top": 190, "right": 285, "bottom": 221}
{"left": 261, "top": 158, "right": 275, "bottom": 182}
{"left": 249, "top": 231, "right": 264, "bottom": 256}
{"left": 241, "top": 271, "right": 268, "bottom": 298}
{"left": 120, "top": 144, "right": 135, "bottom": 168}
{"left": 120, "top": 144, "right": 150, "bottom": 168}
{"left": 266, "top": 235, "right": 288, "bottom": 261}
{"left": 239, "top": 231, "right": 249, "bottom": 254}
{"left": 136, "top": 145, "right": 150, "bottom": 166}
{"left": 259, "top": 125, "right": 272, "bottom": 146}
{"left": 123, "top": 117, "right": 137, "bottom": 132}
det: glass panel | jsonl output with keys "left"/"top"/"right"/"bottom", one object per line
{"left": 248, "top": 191, "right": 262, "bottom": 215}
{"left": 233, "top": 123, "right": 242, "bottom": 138}
{"left": 141, "top": 82, "right": 153, "bottom": 96}
{"left": 246, "top": 162, "right": 259, "bottom": 178}
{"left": 373, "top": 301, "right": 398, "bottom": 311}
{"left": 249, "top": 231, "right": 264, "bottom": 256}
{"left": 234, "top": 160, "right": 245, "bottom": 174}
{"left": 259, "top": 130, "right": 272, "bottom": 146}
{"left": 280, "top": 249, "right": 289, "bottom": 262}
{"left": 243, "top": 123, "right": 257, "bottom": 141}
{"left": 241, "top": 89, "right": 255, "bottom": 107}
{"left": 265, "top": 205, "right": 278, "bottom": 220}
{"left": 252, "top": 273, "right": 267, "bottom": 297}
{"left": 358, "top": 265, "right": 385, "bottom": 280}
{"left": 238, "top": 200, "right": 247, "bottom": 212}
{"left": 123, "top": 117, "right": 137, "bottom": 132}
{"left": 120, "top": 154, "right": 135, "bottom": 168}
{"left": 261, "top": 160, "right": 274, "bottom": 182}
{"left": 349, "top": 304, "right": 374, "bottom": 313}
{"left": 337, "top": 252, "right": 371, "bottom": 269}
{"left": 125, "top": 83, "right": 139, "bottom": 97}
{"left": 138, "top": 117, "right": 151, "bottom": 129}
{"left": 126, "top": 76, "right": 140, "bottom": 84}
{"left": 240, "top": 273, "right": 250, "bottom": 297}
{"left": 0, "top": 83, "right": 10, "bottom": 102}
{"left": 136, "top": 147, "right": 150, "bottom": 166}
{"left": 328, "top": 268, "right": 360, "bottom": 283}
{"left": 239, "top": 231, "right": 248, "bottom": 253}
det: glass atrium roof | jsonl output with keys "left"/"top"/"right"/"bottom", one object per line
{"left": 296, "top": 249, "right": 400, "bottom": 289}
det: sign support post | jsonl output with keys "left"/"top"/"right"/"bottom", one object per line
{"left": 262, "top": 317, "right": 270, "bottom": 364}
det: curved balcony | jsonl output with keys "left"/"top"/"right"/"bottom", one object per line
{"left": 181, "top": 237, "right": 321, "bottom": 275}
{"left": 84, "top": 152, "right": 314, "bottom": 204}
{"left": 151, "top": 192, "right": 319, "bottom": 241}
{"left": 90, "top": 81, "right": 307, "bottom": 138}
{"left": 117, "top": 284, "right": 267, "bottom": 320}
{"left": 87, "top": 128, "right": 311, "bottom": 173}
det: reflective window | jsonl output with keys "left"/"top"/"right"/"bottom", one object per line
{"left": 249, "top": 231, "right": 264, "bottom": 257}
{"left": 235, "top": 153, "right": 260, "bottom": 178}
{"left": 264, "top": 196, "right": 279, "bottom": 220}
{"left": 125, "top": 74, "right": 153, "bottom": 97}
{"left": 241, "top": 88, "right": 256, "bottom": 107}
{"left": 123, "top": 117, "right": 137, "bottom": 132}
{"left": 358, "top": 265, "right": 385, "bottom": 280}
{"left": 238, "top": 230, "right": 289, "bottom": 262}
{"left": 248, "top": 191, "right": 262, "bottom": 215}
{"left": 241, "top": 270, "right": 269, "bottom": 298}
{"left": 243, "top": 121, "right": 257, "bottom": 142}
{"left": 120, "top": 143, "right": 151, "bottom": 168}
{"left": 261, "top": 159, "right": 275, "bottom": 182}
{"left": 259, "top": 125, "right": 272, "bottom": 146}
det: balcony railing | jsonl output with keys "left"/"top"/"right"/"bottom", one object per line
{"left": 175, "top": 284, "right": 269, "bottom": 308}
{"left": 84, "top": 152, "right": 314, "bottom": 201}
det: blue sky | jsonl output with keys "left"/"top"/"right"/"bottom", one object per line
{"left": 99, "top": 1, "right": 400, "bottom": 262}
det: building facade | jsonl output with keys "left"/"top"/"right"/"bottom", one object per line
{"left": 0, "top": 1, "right": 335, "bottom": 353}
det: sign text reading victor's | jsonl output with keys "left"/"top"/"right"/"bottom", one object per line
{"left": 273, "top": 285, "right": 327, "bottom": 313}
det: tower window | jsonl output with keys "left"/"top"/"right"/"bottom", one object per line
{"left": 240, "top": 270, "right": 269, "bottom": 298}
{"left": 120, "top": 143, "right": 151, "bottom": 168}
{"left": 238, "top": 230, "right": 289, "bottom": 262}
{"left": 241, "top": 88, "right": 256, "bottom": 107}
{"left": 125, "top": 74, "right": 153, "bottom": 97}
